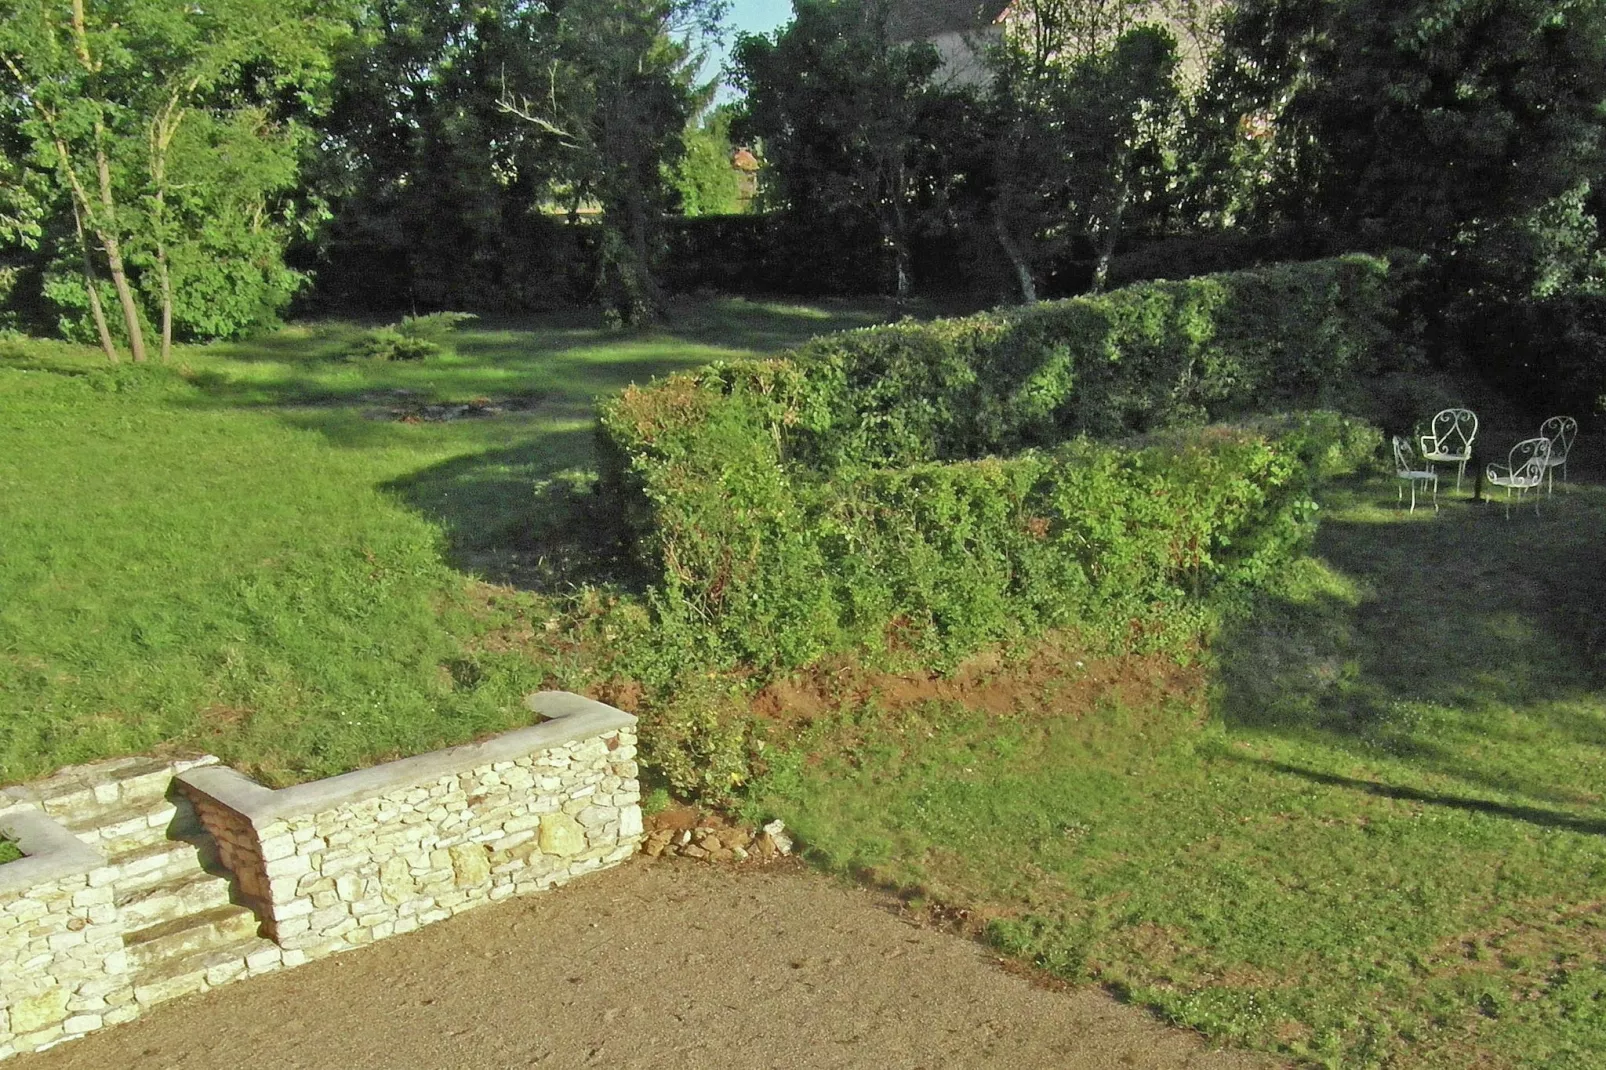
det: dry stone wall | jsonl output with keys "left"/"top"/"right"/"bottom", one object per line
{"left": 177, "top": 691, "right": 642, "bottom": 961}
{"left": 0, "top": 693, "right": 642, "bottom": 1062}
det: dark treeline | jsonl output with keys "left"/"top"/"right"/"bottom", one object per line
{"left": 3, "top": 0, "right": 1606, "bottom": 411}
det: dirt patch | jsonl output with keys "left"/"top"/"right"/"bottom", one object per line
{"left": 368, "top": 394, "right": 550, "bottom": 423}
{"left": 749, "top": 639, "right": 1206, "bottom": 732}
{"left": 18, "top": 861, "right": 1282, "bottom": 1070}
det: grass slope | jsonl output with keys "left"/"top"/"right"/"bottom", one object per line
{"left": 0, "top": 298, "right": 897, "bottom": 785}
{"left": 751, "top": 474, "right": 1606, "bottom": 1067}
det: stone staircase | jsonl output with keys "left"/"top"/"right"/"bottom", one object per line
{"left": 15, "top": 756, "right": 283, "bottom": 1008}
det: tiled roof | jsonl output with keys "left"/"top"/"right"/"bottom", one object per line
{"left": 886, "top": 0, "right": 1014, "bottom": 42}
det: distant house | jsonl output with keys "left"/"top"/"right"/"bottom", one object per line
{"left": 886, "top": 0, "right": 1013, "bottom": 88}
{"left": 886, "top": 1, "right": 1223, "bottom": 88}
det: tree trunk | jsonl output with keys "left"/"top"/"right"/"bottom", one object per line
{"left": 994, "top": 209, "right": 1037, "bottom": 304}
{"left": 1089, "top": 173, "right": 1130, "bottom": 296}
{"left": 156, "top": 248, "right": 173, "bottom": 362}
{"left": 94, "top": 144, "right": 148, "bottom": 362}
{"left": 72, "top": 202, "right": 119, "bottom": 364}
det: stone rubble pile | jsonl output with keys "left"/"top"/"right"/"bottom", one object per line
{"left": 641, "top": 817, "right": 794, "bottom": 863}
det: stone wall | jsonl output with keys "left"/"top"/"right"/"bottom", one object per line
{"left": 0, "top": 809, "right": 123, "bottom": 1058}
{"left": 177, "top": 691, "right": 642, "bottom": 962}
{"left": 0, "top": 693, "right": 642, "bottom": 1062}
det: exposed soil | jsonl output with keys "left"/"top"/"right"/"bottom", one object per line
{"left": 20, "top": 861, "right": 1281, "bottom": 1070}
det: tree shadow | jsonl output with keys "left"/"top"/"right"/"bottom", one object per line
{"left": 1228, "top": 757, "right": 1606, "bottom": 837}
{"left": 382, "top": 434, "right": 647, "bottom": 596}
{"left": 1215, "top": 475, "right": 1606, "bottom": 808}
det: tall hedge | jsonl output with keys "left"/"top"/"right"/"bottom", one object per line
{"left": 600, "top": 256, "right": 1407, "bottom": 673}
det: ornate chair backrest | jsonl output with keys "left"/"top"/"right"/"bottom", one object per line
{"left": 1392, "top": 435, "right": 1418, "bottom": 475}
{"left": 1507, "top": 437, "right": 1553, "bottom": 486}
{"left": 1429, "top": 408, "right": 1478, "bottom": 457}
{"left": 1540, "top": 415, "right": 1577, "bottom": 461}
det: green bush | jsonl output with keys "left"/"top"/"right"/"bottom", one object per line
{"left": 601, "top": 257, "right": 1404, "bottom": 680}
{"left": 348, "top": 312, "right": 478, "bottom": 362}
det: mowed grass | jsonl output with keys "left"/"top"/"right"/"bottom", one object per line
{"left": 0, "top": 297, "right": 900, "bottom": 785}
{"left": 750, "top": 469, "right": 1606, "bottom": 1067}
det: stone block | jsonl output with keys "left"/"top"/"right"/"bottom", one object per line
{"left": 538, "top": 813, "right": 586, "bottom": 857}
{"left": 378, "top": 856, "right": 414, "bottom": 905}
{"left": 449, "top": 844, "right": 492, "bottom": 887}
{"left": 8, "top": 987, "right": 68, "bottom": 1034}
{"left": 574, "top": 805, "right": 615, "bottom": 830}
{"left": 619, "top": 807, "right": 643, "bottom": 839}
{"left": 244, "top": 946, "right": 281, "bottom": 971}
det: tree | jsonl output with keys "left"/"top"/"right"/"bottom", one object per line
{"left": 1186, "top": 0, "right": 1606, "bottom": 256}
{"left": 731, "top": 0, "right": 943, "bottom": 297}
{"left": 0, "top": 0, "right": 347, "bottom": 361}
{"left": 500, "top": 0, "right": 724, "bottom": 323}
{"left": 984, "top": 3, "right": 1183, "bottom": 300}
{"left": 674, "top": 104, "right": 747, "bottom": 216}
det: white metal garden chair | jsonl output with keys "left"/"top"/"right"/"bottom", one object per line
{"left": 1486, "top": 437, "right": 1552, "bottom": 519}
{"left": 1539, "top": 415, "right": 1577, "bottom": 495}
{"left": 1420, "top": 408, "right": 1479, "bottom": 491}
{"left": 1392, "top": 435, "right": 1438, "bottom": 513}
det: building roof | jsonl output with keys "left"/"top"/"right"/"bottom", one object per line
{"left": 887, "top": 0, "right": 1013, "bottom": 43}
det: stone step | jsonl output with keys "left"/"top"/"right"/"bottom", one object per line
{"left": 7, "top": 756, "right": 217, "bottom": 830}
{"left": 131, "top": 936, "right": 282, "bottom": 1009}
{"left": 124, "top": 903, "right": 262, "bottom": 969}
{"left": 115, "top": 869, "right": 235, "bottom": 929}
{"left": 69, "top": 795, "right": 205, "bottom": 854}
{"left": 108, "top": 837, "right": 223, "bottom": 897}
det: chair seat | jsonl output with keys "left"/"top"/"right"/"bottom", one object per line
{"left": 1398, "top": 469, "right": 1437, "bottom": 481}
{"left": 1422, "top": 451, "right": 1469, "bottom": 463}
{"left": 1488, "top": 473, "right": 1540, "bottom": 489}
{"left": 1540, "top": 455, "right": 1566, "bottom": 468}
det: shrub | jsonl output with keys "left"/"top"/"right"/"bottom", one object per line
{"left": 347, "top": 312, "right": 478, "bottom": 362}
{"left": 600, "top": 257, "right": 1405, "bottom": 679}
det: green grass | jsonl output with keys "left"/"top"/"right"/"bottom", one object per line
{"left": 0, "top": 297, "right": 900, "bottom": 785}
{"left": 0, "top": 838, "right": 21, "bottom": 865}
{"left": 749, "top": 473, "right": 1606, "bottom": 1067}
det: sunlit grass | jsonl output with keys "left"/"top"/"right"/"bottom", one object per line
{"left": 751, "top": 473, "right": 1606, "bottom": 1067}
{"left": 0, "top": 296, "right": 900, "bottom": 785}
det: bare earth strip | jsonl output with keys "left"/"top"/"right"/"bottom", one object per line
{"left": 18, "top": 861, "right": 1282, "bottom": 1070}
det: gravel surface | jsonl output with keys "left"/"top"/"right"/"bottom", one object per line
{"left": 19, "top": 860, "right": 1282, "bottom": 1070}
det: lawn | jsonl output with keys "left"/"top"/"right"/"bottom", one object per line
{"left": 0, "top": 297, "right": 901, "bottom": 785}
{"left": 7, "top": 291, "right": 1606, "bottom": 1066}
{"left": 749, "top": 469, "right": 1606, "bottom": 1067}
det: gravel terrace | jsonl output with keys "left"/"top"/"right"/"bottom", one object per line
{"left": 17, "top": 860, "right": 1282, "bottom": 1070}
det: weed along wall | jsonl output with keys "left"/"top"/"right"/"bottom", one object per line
{"left": 0, "top": 693, "right": 642, "bottom": 1061}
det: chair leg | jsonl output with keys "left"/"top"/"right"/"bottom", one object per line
{"left": 1432, "top": 477, "right": 1438, "bottom": 512}
{"left": 1409, "top": 480, "right": 1416, "bottom": 513}
{"left": 1457, "top": 460, "right": 1465, "bottom": 492}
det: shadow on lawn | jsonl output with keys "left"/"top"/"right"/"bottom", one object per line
{"left": 382, "top": 430, "right": 647, "bottom": 595}
{"left": 1234, "top": 758, "right": 1606, "bottom": 837}
{"left": 1216, "top": 472, "right": 1606, "bottom": 808}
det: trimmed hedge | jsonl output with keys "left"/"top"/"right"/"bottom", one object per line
{"left": 600, "top": 256, "right": 1408, "bottom": 675}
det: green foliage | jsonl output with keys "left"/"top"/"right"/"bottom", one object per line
{"left": 0, "top": 837, "right": 21, "bottom": 865}
{"left": 602, "top": 257, "right": 1403, "bottom": 679}
{"left": 347, "top": 312, "right": 478, "bottom": 362}
{"left": 0, "top": 0, "right": 350, "bottom": 353}
{"left": 673, "top": 106, "right": 747, "bottom": 216}
{"left": 731, "top": 0, "right": 948, "bottom": 295}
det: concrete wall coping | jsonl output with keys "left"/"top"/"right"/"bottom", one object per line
{"left": 177, "top": 692, "right": 635, "bottom": 827}
{"left": 0, "top": 808, "right": 105, "bottom": 898}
